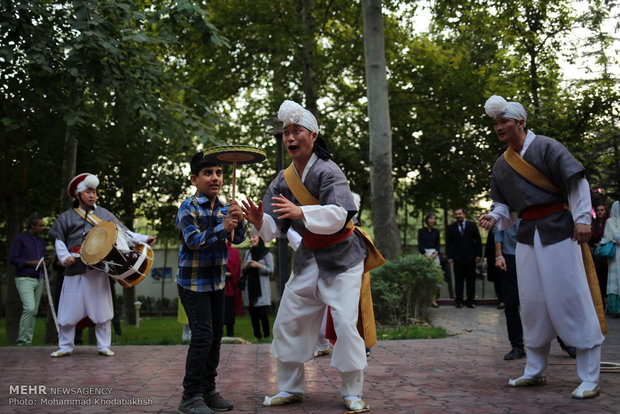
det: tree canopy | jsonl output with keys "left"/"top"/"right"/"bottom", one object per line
{"left": 2, "top": 0, "right": 618, "bottom": 298}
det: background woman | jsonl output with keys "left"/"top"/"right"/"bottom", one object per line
{"left": 242, "top": 235, "right": 274, "bottom": 339}
{"left": 605, "top": 201, "right": 620, "bottom": 315}
{"left": 418, "top": 212, "right": 442, "bottom": 307}
{"left": 590, "top": 203, "right": 610, "bottom": 303}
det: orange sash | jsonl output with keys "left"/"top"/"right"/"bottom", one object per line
{"left": 283, "top": 164, "right": 384, "bottom": 347}
{"left": 503, "top": 149, "right": 607, "bottom": 335}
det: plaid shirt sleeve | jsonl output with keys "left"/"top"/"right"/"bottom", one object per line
{"left": 177, "top": 200, "right": 227, "bottom": 250}
{"left": 176, "top": 195, "right": 247, "bottom": 292}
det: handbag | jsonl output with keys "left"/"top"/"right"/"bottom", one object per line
{"left": 237, "top": 270, "right": 248, "bottom": 290}
{"left": 594, "top": 241, "right": 616, "bottom": 258}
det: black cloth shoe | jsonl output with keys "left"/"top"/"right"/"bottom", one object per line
{"left": 504, "top": 346, "right": 526, "bottom": 360}
{"left": 178, "top": 396, "right": 214, "bottom": 414}
{"left": 558, "top": 337, "right": 577, "bottom": 358}
{"left": 560, "top": 344, "right": 577, "bottom": 358}
{"left": 466, "top": 302, "right": 476, "bottom": 308}
{"left": 456, "top": 302, "right": 464, "bottom": 308}
{"left": 204, "top": 391, "right": 233, "bottom": 411}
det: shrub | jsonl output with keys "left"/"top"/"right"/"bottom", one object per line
{"left": 371, "top": 254, "right": 444, "bottom": 326}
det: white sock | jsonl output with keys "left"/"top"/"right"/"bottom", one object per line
{"left": 344, "top": 395, "right": 360, "bottom": 402}
{"left": 274, "top": 391, "right": 294, "bottom": 398}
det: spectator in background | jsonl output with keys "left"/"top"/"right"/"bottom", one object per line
{"left": 446, "top": 208, "right": 482, "bottom": 308}
{"left": 418, "top": 212, "right": 442, "bottom": 308}
{"left": 9, "top": 214, "right": 49, "bottom": 345}
{"left": 242, "top": 235, "right": 274, "bottom": 340}
{"left": 590, "top": 203, "right": 610, "bottom": 303}
{"left": 494, "top": 220, "right": 525, "bottom": 360}
{"left": 605, "top": 201, "right": 620, "bottom": 316}
{"left": 225, "top": 241, "right": 242, "bottom": 337}
{"left": 484, "top": 229, "right": 504, "bottom": 309}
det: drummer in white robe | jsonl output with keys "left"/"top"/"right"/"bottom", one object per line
{"left": 49, "top": 173, "right": 155, "bottom": 357}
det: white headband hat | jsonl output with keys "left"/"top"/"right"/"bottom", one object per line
{"left": 75, "top": 174, "right": 99, "bottom": 194}
{"left": 277, "top": 100, "right": 319, "bottom": 134}
{"left": 484, "top": 95, "right": 527, "bottom": 128}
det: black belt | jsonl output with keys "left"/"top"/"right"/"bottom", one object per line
{"left": 16, "top": 274, "right": 39, "bottom": 279}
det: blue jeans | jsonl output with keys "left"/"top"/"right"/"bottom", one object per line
{"left": 178, "top": 285, "right": 225, "bottom": 399}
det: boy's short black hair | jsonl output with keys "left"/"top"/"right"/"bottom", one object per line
{"left": 190, "top": 152, "right": 222, "bottom": 175}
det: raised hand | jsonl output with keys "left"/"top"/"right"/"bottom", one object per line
{"left": 272, "top": 194, "right": 303, "bottom": 220}
{"left": 241, "top": 198, "right": 264, "bottom": 229}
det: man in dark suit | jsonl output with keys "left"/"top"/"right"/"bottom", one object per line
{"left": 446, "top": 208, "right": 482, "bottom": 308}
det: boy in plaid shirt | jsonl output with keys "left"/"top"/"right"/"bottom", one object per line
{"left": 176, "top": 151, "right": 246, "bottom": 414}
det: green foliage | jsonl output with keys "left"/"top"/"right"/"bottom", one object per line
{"left": 371, "top": 254, "right": 444, "bottom": 326}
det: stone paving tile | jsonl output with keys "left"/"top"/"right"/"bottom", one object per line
{"left": 2, "top": 307, "right": 620, "bottom": 413}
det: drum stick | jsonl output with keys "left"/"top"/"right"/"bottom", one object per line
{"left": 38, "top": 258, "right": 59, "bottom": 333}
{"left": 231, "top": 161, "right": 237, "bottom": 201}
{"left": 231, "top": 161, "right": 237, "bottom": 240}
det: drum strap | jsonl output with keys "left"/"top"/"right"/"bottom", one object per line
{"left": 73, "top": 208, "right": 103, "bottom": 226}
{"left": 116, "top": 243, "right": 150, "bottom": 279}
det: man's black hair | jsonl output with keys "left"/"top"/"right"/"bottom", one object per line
{"left": 26, "top": 214, "right": 43, "bottom": 229}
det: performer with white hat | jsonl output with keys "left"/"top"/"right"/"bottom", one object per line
{"left": 243, "top": 100, "right": 383, "bottom": 413}
{"left": 48, "top": 173, "right": 156, "bottom": 357}
{"left": 478, "top": 96, "right": 605, "bottom": 399}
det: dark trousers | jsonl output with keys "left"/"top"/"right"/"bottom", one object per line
{"left": 178, "top": 285, "right": 224, "bottom": 399}
{"left": 594, "top": 256, "right": 608, "bottom": 300}
{"left": 248, "top": 304, "right": 270, "bottom": 339}
{"left": 224, "top": 295, "right": 235, "bottom": 337}
{"left": 492, "top": 278, "right": 503, "bottom": 303}
{"left": 454, "top": 260, "right": 476, "bottom": 304}
{"left": 501, "top": 255, "right": 524, "bottom": 347}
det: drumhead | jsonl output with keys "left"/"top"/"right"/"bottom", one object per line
{"left": 81, "top": 221, "right": 118, "bottom": 265}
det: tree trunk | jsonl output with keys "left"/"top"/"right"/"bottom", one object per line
{"left": 2, "top": 132, "right": 27, "bottom": 343}
{"left": 362, "top": 0, "right": 401, "bottom": 259}
{"left": 4, "top": 193, "right": 23, "bottom": 344}
{"left": 301, "top": 0, "right": 319, "bottom": 115}
{"left": 44, "top": 126, "right": 78, "bottom": 343}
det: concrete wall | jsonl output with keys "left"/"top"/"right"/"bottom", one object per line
{"left": 133, "top": 246, "right": 179, "bottom": 301}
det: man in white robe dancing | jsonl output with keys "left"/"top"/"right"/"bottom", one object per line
{"left": 243, "top": 100, "right": 372, "bottom": 412}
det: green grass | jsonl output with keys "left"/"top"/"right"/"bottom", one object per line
{"left": 0, "top": 315, "right": 276, "bottom": 346}
{"left": 377, "top": 324, "right": 448, "bottom": 340}
{"left": 1, "top": 316, "right": 447, "bottom": 345}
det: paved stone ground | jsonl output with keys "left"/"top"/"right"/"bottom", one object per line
{"left": 2, "top": 306, "right": 620, "bottom": 413}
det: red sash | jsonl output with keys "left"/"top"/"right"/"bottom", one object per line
{"left": 521, "top": 202, "right": 567, "bottom": 221}
{"left": 302, "top": 227, "right": 354, "bottom": 249}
